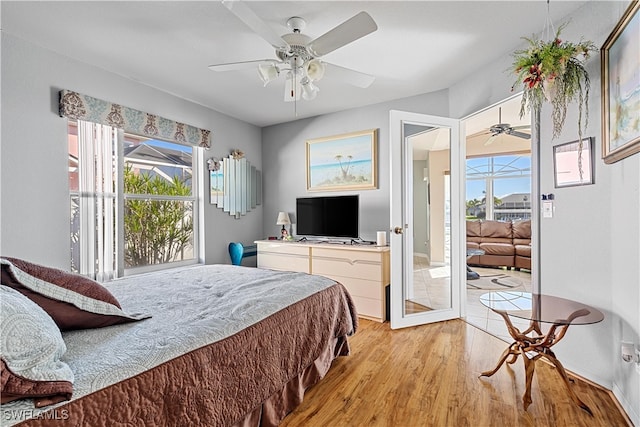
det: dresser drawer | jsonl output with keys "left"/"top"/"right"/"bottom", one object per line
{"left": 257, "top": 253, "right": 310, "bottom": 273}
{"left": 256, "top": 242, "right": 310, "bottom": 257}
{"left": 312, "top": 249, "right": 382, "bottom": 281}
{"left": 350, "top": 295, "right": 383, "bottom": 321}
{"left": 319, "top": 274, "right": 383, "bottom": 300}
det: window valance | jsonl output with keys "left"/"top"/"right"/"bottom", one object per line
{"left": 59, "top": 90, "right": 211, "bottom": 148}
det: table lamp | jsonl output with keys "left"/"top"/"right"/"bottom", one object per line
{"left": 276, "top": 212, "right": 291, "bottom": 239}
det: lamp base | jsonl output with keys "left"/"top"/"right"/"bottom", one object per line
{"left": 281, "top": 225, "right": 289, "bottom": 240}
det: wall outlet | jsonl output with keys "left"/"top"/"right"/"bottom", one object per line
{"left": 621, "top": 341, "right": 635, "bottom": 362}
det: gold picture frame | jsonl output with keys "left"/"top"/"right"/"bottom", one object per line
{"left": 306, "top": 129, "right": 378, "bottom": 192}
{"left": 601, "top": 0, "right": 640, "bottom": 164}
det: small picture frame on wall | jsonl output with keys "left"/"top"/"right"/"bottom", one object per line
{"left": 553, "top": 137, "right": 595, "bottom": 188}
{"left": 601, "top": 0, "right": 640, "bottom": 164}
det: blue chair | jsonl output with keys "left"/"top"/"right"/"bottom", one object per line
{"left": 228, "top": 242, "right": 257, "bottom": 266}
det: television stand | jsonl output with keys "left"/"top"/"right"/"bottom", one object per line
{"left": 255, "top": 240, "right": 390, "bottom": 322}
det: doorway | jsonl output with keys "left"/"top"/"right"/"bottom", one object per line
{"left": 462, "top": 95, "right": 533, "bottom": 340}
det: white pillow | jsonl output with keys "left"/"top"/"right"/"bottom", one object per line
{"left": 0, "top": 286, "right": 73, "bottom": 405}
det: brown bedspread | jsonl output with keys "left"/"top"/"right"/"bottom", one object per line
{"left": 17, "top": 282, "right": 357, "bottom": 427}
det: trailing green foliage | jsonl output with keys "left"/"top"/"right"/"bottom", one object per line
{"left": 123, "top": 166, "right": 193, "bottom": 267}
{"left": 512, "top": 25, "right": 596, "bottom": 140}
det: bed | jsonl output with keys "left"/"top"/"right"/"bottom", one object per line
{"left": 0, "top": 260, "right": 357, "bottom": 426}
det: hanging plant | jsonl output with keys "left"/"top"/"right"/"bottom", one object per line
{"left": 512, "top": 24, "right": 597, "bottom": 140}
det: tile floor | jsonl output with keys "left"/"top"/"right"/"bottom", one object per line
{"left": 411, "top": 256, "right": 532, "bottom": 342}
{"left": 464, "top": 266, "right": 532, "bottom": 342}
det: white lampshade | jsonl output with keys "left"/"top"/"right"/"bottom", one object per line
{"left": 306, "top": 59, "right": 325, "bottom": 81}
{"left": 257, "top": 63, "right": 279, "bottom": 86}
{"left": 301, "top": 79, "right": 319, "bottom": 101}
{"left": 276, "top": 211, "right": 291, "bottom": 225}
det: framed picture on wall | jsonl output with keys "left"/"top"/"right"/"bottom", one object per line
{"left": 306, "top": 129, "right": 378, "bottom": 192}
{"left": 553, "top": 137, "right": 595, "bottom": 188}
{"left": 601, "top": 0, "right": 640, "bottom": 164}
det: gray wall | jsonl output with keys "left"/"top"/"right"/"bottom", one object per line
{"left": 1, "top": 1, "right": 637, "bottom": 422}
{"left": 1, "top": 33, "right": 263, "bottom": 268}
{"left": 261, "top": 90, "right": 449, "bottom": 241}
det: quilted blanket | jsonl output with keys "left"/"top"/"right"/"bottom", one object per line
{"left": 1, "top": 264, "right": 357, "bottom": 426}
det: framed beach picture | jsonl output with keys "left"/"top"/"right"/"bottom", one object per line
{"left": 601, "top": 0, "right": 640, "bottom": 164}
{"left": 553, "top": 138, "right": 595, "bottom": 188}
{"left": 306, "top": 129, "right": 378, "bottom": 192}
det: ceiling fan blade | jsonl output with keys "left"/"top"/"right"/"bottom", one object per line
{"left": 323, "top": 62, "right": 375, "bottom": 88}
{"left": 208, "top": 59, "right": 279, "bottom": 72}
{"left": 222, "top": 0, "right": 290, "bottom": 51}
{"left": 484, "top": 135, "right": 499, "bottom": 146}
{"left": 307, "top": 11, "right": 377, "bottom": 57}
{"left": 508, "top": 130, "right": 531, "bottom": 139}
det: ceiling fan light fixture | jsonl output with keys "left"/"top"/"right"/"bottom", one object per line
{"left": 257, "top": 63, "right": 279, "bottom": 86}
{"left": 306, "top": 59, "right": 325, "bottom": 82}
{"left": 301, "top": 78, "right": 319, "bottom": 101}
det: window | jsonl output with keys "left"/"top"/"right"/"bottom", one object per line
{"left": 466, "top": 154, "right": 531, "bottom": 221}
{"left": 69, "top": 120, "right": 200, "bottom": 280}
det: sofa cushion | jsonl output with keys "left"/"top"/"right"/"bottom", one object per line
{"left": 466, "top": 221, "right": 482, "bottom": 243}
{"left": 467, "top": 220, "right": 481, "bottom": 237}
{"left": 480, "top": 220, "right": 513, "bottom": 239}
{"left": 515, "top": 244, "right": 531, "bottom": 257}
{"left": 466, "top": 242, "right": 481, "bottom": 251}
{"left": 479, "top": 242, "right": 515, "bottom": 256}
{"left": 513, "top": 220, "right": 531, "bottom": 239}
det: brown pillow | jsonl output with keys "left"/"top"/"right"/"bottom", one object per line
{"left": 1, "top": 257, "right": 149, "bottom": 331}
{"left": 2, "top": 256, "right": 121, "bottom": 307}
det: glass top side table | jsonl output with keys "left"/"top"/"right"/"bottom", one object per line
{"left": 479, "top": 291, "right": 604, "bottom": 414}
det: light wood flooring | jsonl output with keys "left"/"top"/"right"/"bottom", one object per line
{"left": 281, "top": 318, "right": 631, "bottom": 427}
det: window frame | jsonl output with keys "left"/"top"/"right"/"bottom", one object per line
{"left": 69, "top": 120, "right": 203, "bottom": 279}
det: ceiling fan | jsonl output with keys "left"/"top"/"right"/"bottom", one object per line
{"left": 209, "top": 0, "right": 378, "bottom": 102}
{"left": 479, "top": 107, "right": 531, "bottom": 145}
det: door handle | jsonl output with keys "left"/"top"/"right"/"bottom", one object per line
{"left": 393, "top": 226, "right": 404, "bottom": 235}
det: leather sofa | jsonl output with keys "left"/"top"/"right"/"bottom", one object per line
{"left": 466, "top": 219, "right": 531, "bottom": 270}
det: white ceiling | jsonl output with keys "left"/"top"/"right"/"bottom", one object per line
{"left": 2, "top": 1, "right": 587, "bottom": 128}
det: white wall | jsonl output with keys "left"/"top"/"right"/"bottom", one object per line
{"left": 1, "top": 33, "right": 263, "bottom": 269}
{"left": 449, "top": 1, "right": 639, "bottom": 423}
{"left": 261, "top": 90, "right": 449, "bottom": 242}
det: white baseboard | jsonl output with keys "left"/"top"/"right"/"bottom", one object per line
{"left": 613, "top": 383, "right": 639, "bottom": 426}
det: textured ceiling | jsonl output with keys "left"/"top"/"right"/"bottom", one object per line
{"left": 2, "top": 1, "right": 587, "bottom": 127}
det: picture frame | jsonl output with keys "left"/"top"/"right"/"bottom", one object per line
{"left": 601, "top": 0, "right": 640, "bottom": 164}
{"left": 553, "top": 137, "right": 595, "bottom": 188}
{"left": 306, "top": 129, "right": 378, "bottom": 192}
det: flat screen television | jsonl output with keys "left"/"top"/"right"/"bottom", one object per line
{"left": 296, "top": 195, "right": 359, "bottom": 239}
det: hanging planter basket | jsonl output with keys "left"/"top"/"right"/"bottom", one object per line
{"left": 512, "top": 25, "right": 597, "bottom": 140}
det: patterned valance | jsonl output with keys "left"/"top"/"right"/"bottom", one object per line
{"left": 59, "top": 90, "right": 211, "bottom": 148}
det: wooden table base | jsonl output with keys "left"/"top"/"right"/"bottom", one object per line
{"left": 479, "top": 309, "right": 593, "bottom": 415}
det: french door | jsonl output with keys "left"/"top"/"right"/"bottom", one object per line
{"left": 389, "top": 110, "right": 464, "bottom": 328}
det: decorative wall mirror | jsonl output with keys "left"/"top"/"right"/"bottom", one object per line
{"left": 208, "top": 151, "right": 261, "bottom": 219}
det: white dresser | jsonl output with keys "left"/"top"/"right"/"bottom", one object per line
{"left": 255, "top": 240, "right": 390, "bottom": 322}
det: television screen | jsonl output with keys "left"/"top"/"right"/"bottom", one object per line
{"left": 296, "top": 195, "right": 359, "bottom": 239}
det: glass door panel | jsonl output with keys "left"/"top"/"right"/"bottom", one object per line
{"left": 390, "top": 110, "right": 463, "bottom": 329}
